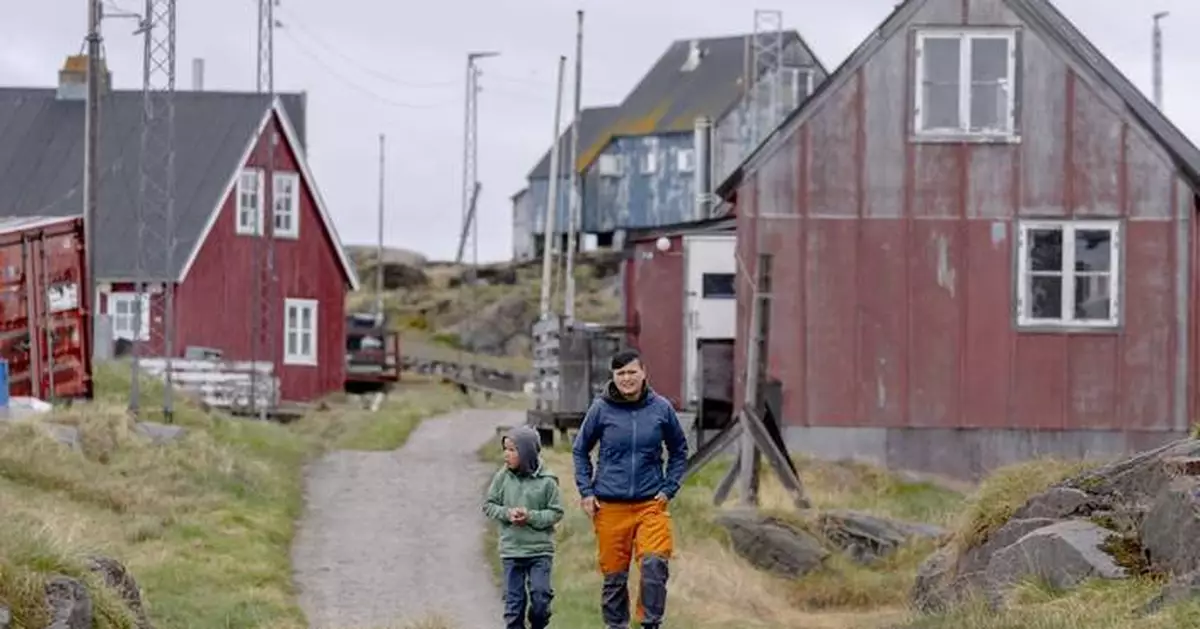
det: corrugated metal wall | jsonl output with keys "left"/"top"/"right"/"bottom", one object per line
{"left": 734, "top": 0, "right": 1193, "bottom": 435}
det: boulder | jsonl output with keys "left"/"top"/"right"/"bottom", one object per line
{"left": 1140, "top": 477, "right": 1200, "bottom": 576}
{"left": 88, "top": 555, "right": 152, "bottom": 629}
{"left": 45, "top": 575, "right": 92, "bottom": 629}
{"left": 816, "top": 510, "right": 945, "bottom": 564}
{"left": 714, "top": 509, "right": 829, "bottom": 579}
{"left": 984, "top": 520, "right": 1127, "bottom": 605}
{"left": 41, "top": 423, "right": 82, "bottom": 451}
{"left": 445, "top": 293, "right": 535, "bottom": 356}
{"left": 1141, "top": 569, "right": 1200, "bottom": 616}
{"left": 911, "top": 517, "right": 1057, "bottom": 613}
{"left": 1011, "top": 486, "right": 1103, "bottom": 520}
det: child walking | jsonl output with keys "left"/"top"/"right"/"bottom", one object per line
{"left": 483, "top": 426, "right": 564, "bottom": 629}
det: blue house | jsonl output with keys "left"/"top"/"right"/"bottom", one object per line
{"left": 512, "top": 31, "right": 827, "bottom": 259}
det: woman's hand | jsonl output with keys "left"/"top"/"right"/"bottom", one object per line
{"left": 580, "top": 496, "right": 598, "bottom": 518}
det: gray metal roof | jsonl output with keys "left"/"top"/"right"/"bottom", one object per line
{"left": 527, "top": 105, "right": 621, "bottom": 180}
{"left": 0, "top": 88, "right": 308, "bottom": 280}
{"left": 576, "top": 31, "right": 823, "bottom": 171}
{"left": 718, "top": 0, "right": 1200, "bottom": 198}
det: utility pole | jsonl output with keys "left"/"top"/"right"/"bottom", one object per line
{"left": 456, "top": 50, "right": 497, "bottom": 362}
{"left": 375, "top": 133, "right": 386, "bottom": 320}
{"left": 539, "top": 56, "right": 567, "bottom": 319}
{"left": 251, "top": 0, "right": 279, "bottom": 421}
{"left": 84, "top": 0, "right": 102, "bottom": 377}
{"left": 130, "top": 0, "right": 178, "bottom": 420}
{"left": 1153, "top": 11, "right": 1169, "bottom": 109}
{"left": 563, "top": 10, "right": 584, "bottom": 324}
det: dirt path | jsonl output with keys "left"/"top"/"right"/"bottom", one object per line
{"left": 292, "top": 408, "right": 524, "bottom": 629}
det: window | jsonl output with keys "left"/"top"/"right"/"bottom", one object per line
{"left": 701, "top": 272, "right": 736, "bottom": 299}
{"left": 597, "top": 154, "right": 622, "bottom": 177}
{"left": 782, "top": 67, "right": 815, "bottom": 111}
{"left": 641, "top": 151, "right": 658, "bottom": 174}
{"left": 914, "top": 29, "right": 1017, "bottom": 137}
{"left": 1016, "top": 220, "right": 1120, "bottom": 328}
{"left": 109, "top": 292, "right": 149, "bottom": 341}
{"left": 236, "top": 168, "right": 265, "bottom": 235}
{"left": 273, "top": 172, "right": 300, "bottom": 238}
{"left": 284, "top": 298, "right": 318, "bottom": 365}
{"left": 677, "top": 148, "right": 696, "bottom": 173}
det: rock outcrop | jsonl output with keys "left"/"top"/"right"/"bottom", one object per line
{"left": 714, "top": 509, "right": 829, "bottom": 578}
{"left": 817, "top": 510, "right": 945, "bottom": 565}
{"left": 6, "top": 555, "right": 151, "bottom": 629}
{"left": 912, "top": 438, "right": 1200, "bottom": 615}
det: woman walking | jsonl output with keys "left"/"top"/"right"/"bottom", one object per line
{"left": 572, "top": 349, "right": 690, "bottom": 629}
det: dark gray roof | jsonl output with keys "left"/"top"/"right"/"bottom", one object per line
{"left": 719, "top": 0, "right": 1200, "bottom": 196}
{"left": 0, "top": 88, "right": 308, "bottom": 280}
{"left": 577, "top": 31, "right": 823, "bottom": 170}
{"left": 527, "top": 105, "right": 621, "bottom": 180}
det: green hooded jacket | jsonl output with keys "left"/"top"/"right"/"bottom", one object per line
{"left": 483, "top": 426, "right": 564, "bottom": 559}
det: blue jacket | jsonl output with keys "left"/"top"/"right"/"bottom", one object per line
{"left": 572, "top": 382, "right": 690, "bottom": 502}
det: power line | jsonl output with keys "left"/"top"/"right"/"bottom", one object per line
{"left": 277, "top": 28, "right": 457, "bottom": 109}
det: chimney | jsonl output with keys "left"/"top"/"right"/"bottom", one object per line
{"left": 192, "top": 58, "right": 205, "bottom": 91}
{"left": 681, "top": 39, "right": 703, "bottom": 72}
{"left": 57, "top": 54, "right": 110, "bottom": 101}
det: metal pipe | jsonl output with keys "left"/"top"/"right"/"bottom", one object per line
{"left": 564, "top": 9, "right": 584, "bottom": 323}
{"left": 539, "top": 55, "right": 567, "bottom": 319}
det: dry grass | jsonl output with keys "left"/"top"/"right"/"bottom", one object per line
{"left": 0, "top": 361, "right": 484, "bottom": 629}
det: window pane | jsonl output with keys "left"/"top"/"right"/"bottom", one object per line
{"left": 701, "top": 273, "right": 736, "bottom": 299}
{"left": 301, "top": 331, "right": 312, "bottom": 356}
{"left": 288, "top": 306, "right": 297, "bottom": 330}
{"left": 1075, "top": 229, "right": 1112, "bottom": 272}
{"left": 969, "top": 38, "right": 1010, "bottom": 131}
{"left": 1029, "top": 274, "right": 1063, "bottom": 319}
{"left": 922, "top": 37, "right": 961, "bottom": 129}
{"left": 1075, "top": 273, "right": 1111, "bottom": 320}
{"left": 287, "top": 331, "right": 298, "bottom": 355}
{"left": 301, "top": 306, "right": 312, "bottom": 331}
{"left": 1028, "top": 228, "right": 1063, "bottom": 272}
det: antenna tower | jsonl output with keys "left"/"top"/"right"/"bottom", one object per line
{"left": 747, "top": 9, "right": 784, "bottom": 153}
{"left": 129, "top": 0, "right": 178, "bottom": 420}
{"left": 251, "top": 0, "right": 279, "bottom": 419}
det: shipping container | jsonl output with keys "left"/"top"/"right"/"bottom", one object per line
{"left": 0, "top": 216, "right": 92, "bottom": 400}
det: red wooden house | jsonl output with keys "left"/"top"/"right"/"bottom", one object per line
{"left": 0, "top": 56, "right": 360, "bottom": 402}
{"left": 717, "top": 0, "right": 1200, "bottom": 479}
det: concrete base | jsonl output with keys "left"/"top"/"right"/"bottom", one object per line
{"left": 782, "top": 426, "right": 1191, "bottom": 482}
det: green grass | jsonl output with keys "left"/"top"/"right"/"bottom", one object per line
{"left": 0, "top": 362, "right": 481, "bottom": 629}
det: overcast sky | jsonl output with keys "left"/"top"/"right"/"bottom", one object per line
{"left": 2, "top": 0, "right": 1196, "bottom": 262}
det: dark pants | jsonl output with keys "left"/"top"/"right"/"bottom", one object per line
{"left": 502, "top": 555, "right": 554, "bottom": 629}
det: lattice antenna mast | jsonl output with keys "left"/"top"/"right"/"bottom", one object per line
{"left": 251, "top": 0, "right": 280, "bottom": 420}
{"left": 748, "top": 9, "right": 784, "bottom": 152}
{"left": 129, "top": 0, "right": 178, "bottom": 420}
{"left": 455, "top": 51, "right": 497, "bottom": 366}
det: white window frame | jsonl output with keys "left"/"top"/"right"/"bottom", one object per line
{"left": 640, "top": 138, "right": 659, "bottom": 175}
{"left": 236, "top": 168, "right": 265, "bottom": 236}
{"left": 1015, "top": 219, "right": 1121, "bottom": 330}
{"left": 283, "top": 298, "right": 318, "bottom": 366}
{"left": 783, "top": 67, "right": 815, "bottom": 106}
{"left": 597, "top": 154, "right": 622, "bottom": 178}
{"left": 677, "top": 148, "right": 696, "bottom": 173}
{"left": 272, "top": 171, "right": 300, "bottom": 239}
{"left": 108, "top": 292, "right": 150, "bottom": 341}
{"left": 913, "top": 28, "right": 1018, "bottom": 139}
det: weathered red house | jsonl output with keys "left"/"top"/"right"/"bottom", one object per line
{"left": 718, "top": 0, "right": 1200, "bottom": 479}
{"left": 0, "top": 56, "right": 359, "bottom": 401}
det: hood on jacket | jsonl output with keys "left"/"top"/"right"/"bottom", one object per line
{"left": 504, "top": 425, "right": 543, "bottom": 476}
{"left": 602, "top": 379, "right": 651, "bottom": 406}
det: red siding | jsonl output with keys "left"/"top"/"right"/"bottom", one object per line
{"left": 623, "top": 236, "right": 685, "bottom": 408}
{"left": 734, "top": 24, "right": 1191, "bottom": 434}
{"left": 124, "top": 113, "right": 349, "bottom": 402}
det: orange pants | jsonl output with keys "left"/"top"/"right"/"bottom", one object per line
{"left": 594, "top": 498, "right": 674, "bottom": 626}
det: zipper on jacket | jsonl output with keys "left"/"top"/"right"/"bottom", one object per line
{"left": 630, "top": 409, "right": 638, "bottom": 499}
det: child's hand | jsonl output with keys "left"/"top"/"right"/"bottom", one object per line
{"left": 508, "top": 507, "right": 528, "bottom": 525}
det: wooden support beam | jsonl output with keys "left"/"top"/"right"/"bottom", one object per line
{"left": 683, "top": 418, "right": 744, "bottom": 483}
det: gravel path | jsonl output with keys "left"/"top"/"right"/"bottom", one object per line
{"left": 292, "top": 409, "right": 525, "bottom": 629}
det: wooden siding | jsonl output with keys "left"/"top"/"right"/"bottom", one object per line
{"left": 734, "top": 0, "right": 1191, "bottom": 433}
{"left": 119, "top": 113, "right": 348, "bottom": 402}
{"left": 623, "top": 235, "right": 686, "bottom": 408}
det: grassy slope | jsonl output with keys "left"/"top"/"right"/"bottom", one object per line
{"left": 0, "top": 363, "right": 477, "bottom": 629}
{"left": 479, "top": 444, "right": 1200, "bottom": 629}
